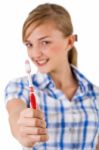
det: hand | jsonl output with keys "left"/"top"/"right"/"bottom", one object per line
{"left": 17, "top": 108, "right": 49, "bottom": 147}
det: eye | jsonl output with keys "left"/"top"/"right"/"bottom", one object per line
{"left": 42, "top": 41, "right": 51, "bottom": 45}
{"left": 25, "top": 42, "right": 33, "bottom": 49}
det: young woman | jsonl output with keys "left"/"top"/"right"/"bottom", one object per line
{"left": 5, "top": 3, "right": 99, "bottom": 150}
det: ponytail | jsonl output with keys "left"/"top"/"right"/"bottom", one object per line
{"left": 68, "top": 46, "right": 77, "bottom": 66}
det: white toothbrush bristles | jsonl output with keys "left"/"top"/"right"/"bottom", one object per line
{"left": 25, "top": 60, "right": 31, "bottom": 74}
{"left": 25, "top": 60, "right": 32, "bottom": 86}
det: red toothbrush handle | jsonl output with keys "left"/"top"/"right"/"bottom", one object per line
{"left": 29, "top": 87, "right": 36, "bottom": 109}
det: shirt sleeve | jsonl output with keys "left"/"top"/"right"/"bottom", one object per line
{"left": 4, "top": 76, "right": 30, "bottom": 107}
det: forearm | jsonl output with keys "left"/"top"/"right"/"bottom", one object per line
{"left": 7, "top": 99, "right": 26, "bottom": 139}
{"left": 9, "top": 109, "right": 22, "bottom": 139}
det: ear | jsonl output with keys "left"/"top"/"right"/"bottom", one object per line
{"left": 66, "top": 35, "right": 76, "bottom": 51}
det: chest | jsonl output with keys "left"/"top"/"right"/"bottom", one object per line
{"left": 36, "top": 92, "right": 99, "bottom": 148}
{"left": 39, "top": 93, "right": 99, "bottom": 125}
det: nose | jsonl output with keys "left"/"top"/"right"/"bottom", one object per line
{"left": 28, "top": 46, "right": 43, "bottom": 58}
{"left": 34, "top": 47, "right": 42, "bottom": 57}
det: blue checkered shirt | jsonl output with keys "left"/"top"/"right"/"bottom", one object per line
{"left": 5, "top": 65, "right": 99, "bottom": 150}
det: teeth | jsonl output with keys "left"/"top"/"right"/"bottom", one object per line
{"left": 37, "top": 60, "right": 48, "bottom": 64}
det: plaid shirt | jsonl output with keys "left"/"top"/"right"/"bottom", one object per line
{"left": 5, "top": 65, "right": 99, "bottom": 150}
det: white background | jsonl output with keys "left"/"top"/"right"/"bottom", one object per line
{"left": 0, "top": 0, "right": 99, "bottom": 149}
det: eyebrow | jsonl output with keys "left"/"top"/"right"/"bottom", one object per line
{"left": 25, "top": 36, "right": 50, "bottom": 44}
{"left": 38, "top": 36, "right": 50, "bottom": 41}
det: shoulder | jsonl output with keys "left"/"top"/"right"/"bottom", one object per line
{"left": 93, "top": 84, "right": 99, "bottom": 98}
{"left": 72, "top": 65, "right": 99, "bottom": 98}
{"left": 4, "top": 73, "right": 42, "bottom": 107}
{"left": 5, "top": 76, "right": 29, "bottom": 90}
{"left": 91, "top": 84, "right": 99, "bottom": 111}
{"left": 4, "top": 76, "right": 30, "bottom": 105}
{"left": 5, "top": 71, "right": 48, "bottom": 94}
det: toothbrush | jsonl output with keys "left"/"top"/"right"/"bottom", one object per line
{"left": 25, "top": 60, "right": 37, "bottom": 109}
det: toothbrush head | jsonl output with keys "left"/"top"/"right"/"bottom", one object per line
{"left": 25, "top": 60, "right": 31, "bottom": 73}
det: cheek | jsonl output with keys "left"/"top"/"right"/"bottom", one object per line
{"left": 48, "top": 44, "right": 63, "bottom": 55}
{"left": 50, "top": 44, "right": 66, "bottom": 61}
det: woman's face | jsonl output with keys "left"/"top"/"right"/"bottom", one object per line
{"left": 25, "top": 22, "right": 71, "bottom": 74}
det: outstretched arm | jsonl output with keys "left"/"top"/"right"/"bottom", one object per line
{"left": 6, "top": 99, "right": 49, "bottom": 147}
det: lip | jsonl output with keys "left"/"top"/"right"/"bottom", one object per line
{"left": 35, "top": 59, "right": 49, "bottom": 67}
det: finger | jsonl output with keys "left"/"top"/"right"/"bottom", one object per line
{"left": 20, "top": 126, "right": 47, "bottom": 135}
{"left": 29, "top": 134, "right": 49, "bottom": 143}
{"left": 20, "top": 108, "right": 44, "bottom": 119}
{"left": 18, "top": 118, "right": 46, "bottom": 128}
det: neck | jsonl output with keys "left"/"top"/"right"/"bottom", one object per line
{"left": 50, "top": 63, "right": 77, "bottom": 90}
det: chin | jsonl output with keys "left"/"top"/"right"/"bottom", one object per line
{"left": 38, "top": 68, "right": 51, "bottom": 74}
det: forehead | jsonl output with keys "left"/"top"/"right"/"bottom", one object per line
{"left": 25, "top": 21, "right": 62, "bottom": 41}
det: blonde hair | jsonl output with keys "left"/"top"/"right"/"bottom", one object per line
{"left": 22, "top": 3, "right": 77, "bottom": 66}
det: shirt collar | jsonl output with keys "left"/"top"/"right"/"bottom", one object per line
{"left": 71, "top": 65, "right": 94, "bottom": 101}
{"left": 32, "top": 65, "right": 93, "bottom": 97}
{"left": 32, "top": 72, "right": 52, "bottom": 90}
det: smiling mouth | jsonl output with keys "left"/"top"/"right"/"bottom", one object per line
{"left": 35, "top": 59, "right": 49, "bottom": 66}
